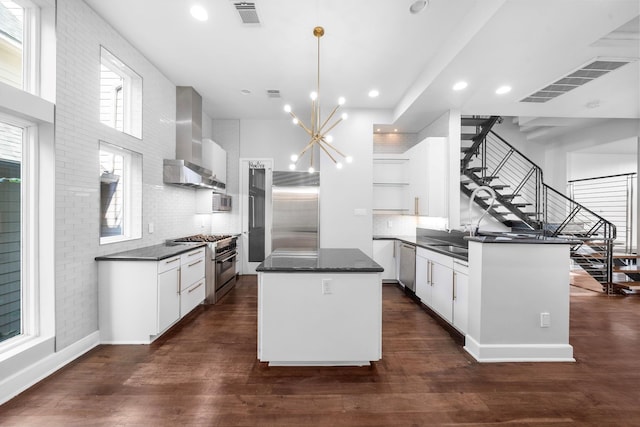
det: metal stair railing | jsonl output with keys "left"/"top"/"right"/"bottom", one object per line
{"left": 462, "top": 123, "right": 618, "bottom": 293}
{"left": 463, "top": 131, "right": 544, "bottom": 227}
{"left": 543, "top": 184, "right": 617, "bottom": 293}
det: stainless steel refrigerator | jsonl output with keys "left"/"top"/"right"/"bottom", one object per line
{"left": 271, "top": 171, "right": 319, "bottom": 253}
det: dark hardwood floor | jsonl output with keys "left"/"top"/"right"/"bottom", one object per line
{"left": 2, "top": 275, "right": 640, "bottom": 426}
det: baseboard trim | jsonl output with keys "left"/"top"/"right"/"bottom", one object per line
{"left": 0, "top": 331, "right": 100, "bottom": 405}
{"left": 464, "top": 335, "right": 575, "bottom": 363}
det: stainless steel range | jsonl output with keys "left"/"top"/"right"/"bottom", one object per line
{"left": 172, "top": 234, "right": 238, "bottom": 304}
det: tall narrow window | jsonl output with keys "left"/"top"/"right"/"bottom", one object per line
{"left": 99, "top": 47, "right": 142, "bottom": 139}
{"left": 99, "top": 141, "right": 142, "bottom": 244}
{"left": 0, "top": 0, "right": 24, "bottom": 89}
{"left": 0, "top": 120, "right": 23, "bottom": 344}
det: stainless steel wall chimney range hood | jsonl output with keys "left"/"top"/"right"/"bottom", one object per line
{"left": 163, "top": 86, "right": 225, "bottom": 190}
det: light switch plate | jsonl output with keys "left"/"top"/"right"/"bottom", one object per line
{"left": 148, "top": 222, "right": 154, "bottom": 233}
{"left": 540, "top": 312, "right": 550, "bottom": 328}
{"left": 322, "top": 278, "right": 332, "bottom": 295}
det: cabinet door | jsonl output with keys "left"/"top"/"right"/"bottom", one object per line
{"left": 212, "top": 142, "right": 227, "bottom": 184}
{"left": 372, "top": 240, "right": 396, "bottom": 281}
{"left": 426, "top": 137, "right": 447, "bottom": 217}
{"left": 415, "top": 254, "right": 430, "bottom": 303}
{"left": 431, "top": 260, "right": 453, "bottom": 323}
{"left": 406, "top": 140, "right": 429, "bottom": 215}
{"left": 453, "top": 270, "right": 469, "bottom": 334}
{"left": 158, "top": 267, "right": 180, "bottom": 333}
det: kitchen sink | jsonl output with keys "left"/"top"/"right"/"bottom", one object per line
{"left": 432, "top": 244, "right": 468, "bottom": 255}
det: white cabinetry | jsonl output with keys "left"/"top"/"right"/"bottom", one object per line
{"left": 179, "top": 247, "right": 206, "bottom": 317}
{"left": 452, "top": 260, "right": 469, "bottom": 334}
{"left": 405, "top": 137, "right": 448, "bottom": 217}
{"left": 98, "top": 247, "right": 205, "bottom": 344}
{"left": 372, "top": 239, "right": 396, "bottom": 281}
{"left": 415, "top": 247, "right": 462, "bottom": 327}
{"left": 372, "top": 156, "right": 409, "bottom": 213}
{"left": 202, "top": 138, "right": 227, "bottom": 185}
{"left": 157, "top": 256, "right": 181, "bottom": 334}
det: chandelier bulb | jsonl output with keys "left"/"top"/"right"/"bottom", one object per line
{"left": 336, "top": 162, "right": 343, "bottom": 169}
{"left": 284, "top": 104, "right": 292, "bottom": 113}
{"left": 290, "top": 154, "right": 298, "bottom": 162}
{"left": 341, "top": 113, "right": 348, "bottom": 120}
{"left": 338, "top": 97, "right": 346, "bottom": 105}
{"left": 308, "top": 166, "right": 315, "bottom": 174}
{"left": 346, "top": 156, "right": 353, "bottom": 164}
{"left": 310, "top": 92, "right": 318, "bottom": 101}
{"left": 289, "top": 163, "right": 296, "bottom": 171}
{"left": 292, "top": 117, "right": 299, "bottom": 125}
{"left": 325, "top": 135, "right": 334, "bottom": 143}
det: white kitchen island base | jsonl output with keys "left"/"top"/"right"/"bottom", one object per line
{"left": 464, "top": 238, "right": 575, "bottom": 363}
{"left": 256, "top": 249, "right": 383, "bottom": 366}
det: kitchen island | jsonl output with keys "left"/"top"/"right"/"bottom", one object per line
{"left": 255, "top": 248, "right": 383, "bottom": 366}
{"left": 464, "top": 234, "right": 576, "bottom": 362}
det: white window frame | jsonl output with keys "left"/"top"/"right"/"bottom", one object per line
{"left": 99, "top": 46, "right": 142, "bottom": 139}
{"left": 99, "top": 141, "right": 142, "bottom": 245}
{"left": 0, "top": 113, "right": 39, "bottom": 351}
{"left": 0, "top": 0, "right": 40, "bottom": 94}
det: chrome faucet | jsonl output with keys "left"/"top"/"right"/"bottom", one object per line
{"left": 468, "top": 185, "right": 497, "bottom": 236}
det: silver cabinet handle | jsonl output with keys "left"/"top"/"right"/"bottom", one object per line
{"left": 188, "top": 259, "right": 203, "bottom": 268}
{"left": 453, "top": 272, "right": 457, "bottom": 300}
{"left": 165, "top": 257, "right": 179, "bottom": 265}
{"left": 177, "top": 267, "right": 181, "bottom": 294}
{"left": 188, "top": 250, "right": 203, "bottom": 257}
{"left": 429, "top": 261, "right": 433, "bottom": 285}
{"left": 415, "top": 197, "right": 419, "bottom": 216}
{"left": 188, "top": 281, "right": 204, "bottom": 293}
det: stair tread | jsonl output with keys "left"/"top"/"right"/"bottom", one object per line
{"left": 591, "top": 253, "right": 640, "bottom": 259}
{"left": 613, "top": 265, "right": 640, "bottom": 273}
{"left": 461, "top": 133, "right": 477, "bottom": 140}
{"left": 461, "top": 117, "right": 491, "bottom": 127}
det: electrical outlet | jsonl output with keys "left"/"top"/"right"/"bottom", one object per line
{"left": 387, "top": 220, "right": 393, "bottom": 228}
{"left": 540, "top": 312, "right": 551, "bottom": 328}
{"left": 322, "top": 278, "right": 332, "bottom": 295}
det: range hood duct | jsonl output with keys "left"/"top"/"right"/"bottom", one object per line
{"left": 163, "top": 86, "right": 225, "bottom": 190}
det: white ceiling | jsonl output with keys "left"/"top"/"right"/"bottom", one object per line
{"left": 84, "top": 0, "right": 639, "bottom": 136}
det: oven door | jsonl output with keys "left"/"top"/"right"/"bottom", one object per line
{"left": 215, "top": 251, "right": 237, "bottom": 289}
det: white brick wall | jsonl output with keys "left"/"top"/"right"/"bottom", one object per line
{"left": 55, "top": 0, "right": 209, "bottom": 350}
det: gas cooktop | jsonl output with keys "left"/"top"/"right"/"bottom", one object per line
{"left": 173, "top": 234, "right": 232, "bottom": 243}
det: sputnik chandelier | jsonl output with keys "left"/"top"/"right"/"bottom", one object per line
{"left": 284, "top": 26, "right": 352, "bottom": 173}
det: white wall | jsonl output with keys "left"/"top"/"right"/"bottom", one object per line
{"left": 540, "top": 119, "right": 639, "bottom": 192}
{"left": 568, "top": 151, "right": 636, "bottom": 181}
{"left": 320, "top": 110, "right": 391, "bottom": 256}
{"left": 55, "top": 0, "right": 210, "bottom": 351}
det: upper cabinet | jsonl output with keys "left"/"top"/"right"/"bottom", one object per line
{"left": 373, "top": 137, "right": 448, "bottom": 217}
{"left": 202, "top": 138, "right": 227, "bottom": 185}
{"left": 372, "top": 155, "right": 410, "bottom": 213}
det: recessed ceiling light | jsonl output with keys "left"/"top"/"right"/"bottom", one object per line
{"left": 368, "top": 89, "right": 380, "bottom": 98}
{"left": 394, "top": 128, "right": 398, "bottom": 132}
{"left": 190, "top": 5, "right": 208, "bottom": 21}
{"left": 240, "top": 89, "right": 251, "bottom": 95}
{"left": 495, "top": 85, "right": 512, "bottom": 95}
{"left": 376, "top": 128, "right": 381, "bottom": 132}
{"left": 452, "top": 81, "right": 468, "bottom": 91}
{"left": 409, "top": 0, "right": 428, "bottom": 14}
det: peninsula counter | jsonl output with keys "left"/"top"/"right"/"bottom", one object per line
{"left": 255, "top": 248, "right": 383, "bottom": 366}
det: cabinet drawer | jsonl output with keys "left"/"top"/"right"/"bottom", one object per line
{"left": 181, "top": 279, "right": 205, "bottom": 316}
{"left": 416, "top": 246, "right": 454, "bottom": 268}
{"left": 158, "top": 255, "right": 181, "bottom": 274}
{"left": 181, "top": 248, "right": 205, "bottom": 264}
{"left": 181, "top": 257, "right": 205, "bottom": 291}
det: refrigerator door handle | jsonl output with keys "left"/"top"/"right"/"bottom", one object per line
{"left": 249, "top": 195, "right": 255, "bottom": 228}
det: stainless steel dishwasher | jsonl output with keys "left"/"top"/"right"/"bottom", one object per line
{"left": 398, "top": 242, "right": 416, "bottom": 293}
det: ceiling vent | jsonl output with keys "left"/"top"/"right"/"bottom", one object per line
{"left": 266, "top": 89, "right": 281, "bottom": 99}
{"left": 520, "top": 58, "right": 634, "bottom": 103}
{"left": 232, "top": 2, "right": 260, "bottom": 24}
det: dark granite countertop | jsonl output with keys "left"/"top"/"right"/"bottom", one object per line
{"left": 95, "top": 242, "right": 207, "bottom": 261}
{"left": 256, "top": 248, "right": 384, "bottom": 272}
{"left": 465, "top": 233, "right": 578, "bottom": 244}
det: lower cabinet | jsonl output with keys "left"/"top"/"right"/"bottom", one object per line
{"left": 98, "top": 247, "right": 205, "bottom": 344}
{"left": 372, "top": 239, "right": 396, "bottom": 281}
{"left": 415, "top": 247, "right": 468, "bottom": 334}
{"left": 452, "top": 260, "right": 469, "bottom": 334}
{"left": 158, "top": 264, "right": 181, "bottom": 334}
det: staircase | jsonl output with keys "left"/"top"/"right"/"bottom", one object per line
{"left": 459, "top": 116, "right": 637, "bottom": 295}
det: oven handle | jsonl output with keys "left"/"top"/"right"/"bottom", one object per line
{"left": 216, "top": 252, "right": 237, "bottom": 263}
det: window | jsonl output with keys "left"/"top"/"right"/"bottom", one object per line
{"left": 99, "top": 141, "right": 142, "bottom": 244}
{"left": 0, "top": 0, "right": 39, "bottom": 93}
{"left": 99, "top": 47, "right": 142, "bottom": 139}
{"left": 0, "top": 120, "right": 23, "bottom": 344}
